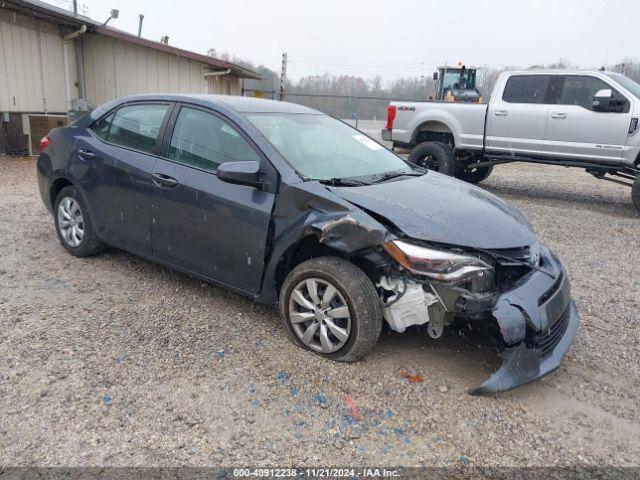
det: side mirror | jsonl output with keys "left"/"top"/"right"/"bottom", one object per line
{"left": 216, "top": 160, "right": 264, "bottom": 188}
{"left": 593, "top": 89, "right": 613, "bottom": 112}
{"left": 432, "top": 71, "right": 438, "bottom": 81}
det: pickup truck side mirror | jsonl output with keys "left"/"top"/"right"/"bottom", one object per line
{"left": 216, "top": 160, "right": 264, "bottom": 189}
{"left": 432, "top": 72, "right": 438, "bottom": 81}
{"left": 592, "top": 89, "right": 628, "bottom": 112}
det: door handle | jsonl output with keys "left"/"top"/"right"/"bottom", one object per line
{"left": 152, "top": 173, "right": 179, "bottom": 188}
{"left": 77, "top": 149, "right": 95, "bottom": 160}
{"left": 494, "top": 110, "right": 508, "bottom": 116}
{"left": 550, "top": 113, "right": 567, "bottom": 119}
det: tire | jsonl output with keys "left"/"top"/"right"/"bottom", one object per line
{"left": 457, "top": 165, "right": 494, "bottom": 184}
{"left": 279, "top": 256, "right": 383, "bottom": 362}
{"left": 408, "top": 141, "right": 456, "bottom": 176}
{"left": 54, "top": 186, "right": 105, "bottom": 257}
{"left": 633, "top": 175, "right": 640, "bottom": 213}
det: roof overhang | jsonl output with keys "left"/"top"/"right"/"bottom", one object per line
{"left": 1, "top": 0, "right": 261, "bottom": 80}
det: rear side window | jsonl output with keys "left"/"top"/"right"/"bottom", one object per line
{"left": 502, "top": 75, "right": 551, "bottom": 104}
{"left": 168, "top": 107, "right": 260, "bottom": 172}
{"left": 92, "top": 104, "right": 168, "bottom": 154}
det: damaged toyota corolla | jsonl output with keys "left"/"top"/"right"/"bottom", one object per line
{"left": 37, "top": 94, "right": 579, "bottom": 393}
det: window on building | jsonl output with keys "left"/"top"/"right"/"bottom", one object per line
{"left": 168, "top": 107, "right": 260, "bottom": 172}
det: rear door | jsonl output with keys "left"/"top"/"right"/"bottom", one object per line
{"left": 79, "top": 102, "right": 171, "bottom": 254}
{"left": 150, "top": 104, "right": 276, "bottom": 293}
{"left": 485, "top": 74, "right": 552, "bottom": 155}
{"left": 543, "top": 75, "right": 631, "bottom": 163}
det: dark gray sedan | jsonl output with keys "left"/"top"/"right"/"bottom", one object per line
{"left": 37, "top": 94, "right": 579, "bottom": 393}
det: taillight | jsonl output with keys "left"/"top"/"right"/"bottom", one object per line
{"left": 386, "top": 105, "right": 397, "bottom": 130}
{"left": 40, "top": 135, "right": 52, "bottom": 152}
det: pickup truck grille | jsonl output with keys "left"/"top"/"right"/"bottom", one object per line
{"left": 530, "top": 306, "right": 570, "bottom": 357}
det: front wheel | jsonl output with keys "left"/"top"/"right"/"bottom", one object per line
{"left": 407, "top": 141, "right": 456, "bottom": 176}
{"left": 632, "top": 175, "right": 640, "bottom": 213}
{"left": 279, "top": 257, "right": 383, "bottom": 362}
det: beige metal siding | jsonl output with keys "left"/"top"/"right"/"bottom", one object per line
{"left": 83, "top": 34, "right": 241, "bottom": 107}
{"left": 0, "top": 8, "right": 75, "bottom": 113}
{"left": 208, "top": 75, "right": 241, "bottom": 95}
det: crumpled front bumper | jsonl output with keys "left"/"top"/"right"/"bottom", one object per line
{"left": 469, "top": 247, "right": 580, "bottom": 395}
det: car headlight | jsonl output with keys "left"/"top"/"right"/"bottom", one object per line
{"left": 383, "top": 240, "right": 493, "bottom": 283}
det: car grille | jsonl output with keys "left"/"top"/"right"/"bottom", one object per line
{"left": 531, "top": 307, "right": 570, "bottom": 357}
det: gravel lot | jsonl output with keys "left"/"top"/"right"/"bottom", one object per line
{"left": 1, "top": 155, "right": 639, "bottom": 467}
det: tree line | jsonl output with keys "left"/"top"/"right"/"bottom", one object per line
{"left": 222, "top": 53, "right": 640, "bottom": 120}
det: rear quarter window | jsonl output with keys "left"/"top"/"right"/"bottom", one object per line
{"left": 91, "top": 104, "right": 169, "bottom": 154}
{"left": 502, "top": 75, "right": 551, "bottom": 104}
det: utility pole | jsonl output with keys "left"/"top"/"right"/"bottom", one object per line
{"left": 279, "top": 52, "right": 287, "bottom": 101}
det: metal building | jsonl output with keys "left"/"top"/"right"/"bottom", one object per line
{"left": 0, "top": 0, "right": 259, "bottom": 155}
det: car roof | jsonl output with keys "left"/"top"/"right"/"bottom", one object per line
{"left": 109, "top": 94, "right": 322, "bottom": 114}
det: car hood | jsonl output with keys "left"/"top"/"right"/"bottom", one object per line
{"left": 329, "top": 172, "right": 538, "bottom": 249}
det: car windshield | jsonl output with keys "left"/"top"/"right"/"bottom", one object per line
{"left": 605, "top": 72, "right": 640, "bottom": 99}
{"left": 246, "top": 113, "right": 412, "bottom": 181}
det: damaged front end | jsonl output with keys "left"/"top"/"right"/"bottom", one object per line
{"left": 376, "top": 240, "right": 580, "bottom": 394}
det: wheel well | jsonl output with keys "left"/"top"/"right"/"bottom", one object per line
{"left": 413, "top": 121, "right": 454, "bottom": 148}
{"left": 274, "top": 235, "right": 344, "bottom": 295}
{"left": 273, "top": 235, "right": 384, "bottom": 296}
{"left": 50, "top": 178, "right": 73, "bottom": 207}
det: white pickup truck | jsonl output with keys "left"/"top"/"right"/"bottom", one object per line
{"left": 382, "top": 70, "right": 640, "bottom": 212}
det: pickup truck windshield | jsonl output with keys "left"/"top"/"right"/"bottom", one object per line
{"left": 247, "top": 113, "right": 409, "bottom": 181}
{"left": 604, "top": 72, "right": 640, "bottom": 99}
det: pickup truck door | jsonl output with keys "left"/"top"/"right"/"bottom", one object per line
{"left": 485, "top": 74, "right": 552, "bottom": 156}
{"left": 543, "top": 75, "right": 630, "bottom": 163}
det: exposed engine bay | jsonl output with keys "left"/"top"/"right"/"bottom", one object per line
{"left": 372, "top": 239, "right": 579, "bottom": 394}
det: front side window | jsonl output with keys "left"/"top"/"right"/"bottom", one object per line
{"left": 502, "top": 75, "right": 551, "bottom": 104}
{"left": 98, "top": 104, "right": 168, "bottom": 154}
{"left": 247, "top": 113, "right": 410, "bottom": 180}
{"left": 558, "top": 76, "right": 618, "bottom": 110}
{"left": 168, "top": 107, "right": 260, "bottom": 172}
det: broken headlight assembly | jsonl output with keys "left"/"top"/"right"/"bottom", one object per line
{"left": 383, "top": 240, "right": 493, "bottom": 284}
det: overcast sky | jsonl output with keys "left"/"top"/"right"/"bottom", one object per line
{"left": 59, "top": 0, "right": 640, "bottom": 81}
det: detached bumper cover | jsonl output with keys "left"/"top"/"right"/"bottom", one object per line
{"left": 470, "top": 247, "right": 580, "bottom": 394}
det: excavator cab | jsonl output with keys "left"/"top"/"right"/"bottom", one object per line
{"left": 433, "top": 64, "right": 482, "bottom": 103}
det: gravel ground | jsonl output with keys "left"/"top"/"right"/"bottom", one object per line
{"left": 1, "top": 155, "right": 639, "bottom": 467}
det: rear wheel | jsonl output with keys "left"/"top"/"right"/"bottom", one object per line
{"left": 457, "top": 165, "right": 494, "bottom": 184}
{"left": 408, "top": 141, "right": 456, "bottom": 176}
{"left": 54, "top": 186, "right": 105, "bottom": 257}
{"left": 279, "top": 257, "right": 383, "bottom": 362}
{"left": 632, "top": 175, "right": 640, "bottom": 213}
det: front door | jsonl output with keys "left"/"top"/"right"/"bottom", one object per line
{"left": 150, "top": 105, "right": 275, "bottom": 293}
{"left": 79, "top": 102, "right": 170, "bottom": 254}
{"left": 485, "top": 74, "right": 552, "bottom": 156}
{"left": 543, "top": 75, "right": 631, "bottom": 163}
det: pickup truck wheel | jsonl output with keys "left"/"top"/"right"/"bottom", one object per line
{"left": 632, "top": 175, "right": 640, "bottom": 213}
{"left": 457, "top": 165, "right": 494, "bottom": 184}
{"left": 279, "top": 257, "right": 383, "bottom": 362}
{"left": 408, "top": 141, "right": 456, "bottom": 176}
